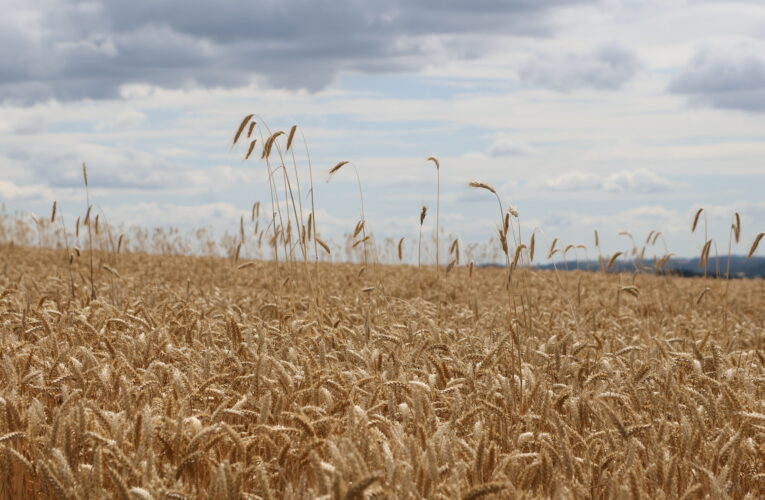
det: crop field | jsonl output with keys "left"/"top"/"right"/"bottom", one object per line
{"left": 1, "top": 242, "right": 765, "bottom": 499}
{"left": 5, "top": 0, "right": 765, "bottom": 497}
{"left": 0, "top": 118, "right": 764, "bottom": 499}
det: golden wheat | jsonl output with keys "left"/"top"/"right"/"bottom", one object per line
{"left": 0, "top": 242, "right": 761, "bottom": 499}
{"left": 0, "top": 116, "right": 762, "bottom": 500}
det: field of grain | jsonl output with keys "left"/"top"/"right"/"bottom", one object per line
{"left": 1, "top": 242, "right": 764, "bottom": 499}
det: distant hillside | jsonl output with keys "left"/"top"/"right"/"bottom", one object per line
{"left": 533, "top": 255, "right": 765, "bottom": 279}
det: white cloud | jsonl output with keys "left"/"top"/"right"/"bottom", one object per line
{"left": 109, "top": 201, "right": 243, "bottom": 227}
{"left": 0, "top": 140, "right": 257, "bottom": 192}
{"left": 0, "top": 181, "right": 54, "bottom": 202}
{"left": 603, "top": 169, "right": 673, "bottom": 193}
{"left": 540, "top": 201, "right": 765, "bottom": 257}
{"left": 95, "top": 109, "right": 146, "bottom": 131}
{"left": 157, "top": 147, "right": 194, "bottom": 158}
{"left": 487, "top": 134, "right": 533, "bottom": 157}
{"left": 540, "top": 172, "right": 602, "bottom": 191}
{"left": 541, "top": 204, "right": 685, "bottom": 249}
{"left": 540, "top": 169, "right": 673, "bottom": 193}
{"left": 0, "top": 109, "right": 47, "bottom": 135}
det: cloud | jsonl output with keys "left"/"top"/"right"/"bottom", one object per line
{"left": 4, "top": 144, "right": 181, "bottom": 189}
{"left": 696, "top": 201, "right": 765, "bottom": 224}
{"left": 540, "top": 169, "right": 673, "bottom": 193}
{"left": 541, "top": 172, "right": 602, "bottom": 191}
{"left": 540, "top": 201, "right": 765, "bottom": 256}
{"left": 94, "top": 109, "right": 146, "bottom": 131}
{"left": 110, "top": 201, "right": 243, "bottom": 227}
{"left": 669, "top": 41, "right": 765, "bottom": 112}
{"left": 1, "top": 142, "right": 254, "bottom": 191}
{"left": 0, "top": 180, "right": 54, "bottom": 202}
{"left": 542, "top": 205, "right": 684, "bottom": 235}
{"left": 487, "top": 134, "right": 533, "bottom": 157}
{"left": 518, "top": 43, "right": 639, "bottom": 91}
{"left": 604, "top": 170, "right": 673, "bottom": 193}
{"left": 0, "top": 115, "right": 46, "bottom": 135}
{"left": 0, "top": 0, "right": 591, "bottom": 103}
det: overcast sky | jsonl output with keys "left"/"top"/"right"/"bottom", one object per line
{"left": 1, "top": 0, "right": 764, "bottom": 260}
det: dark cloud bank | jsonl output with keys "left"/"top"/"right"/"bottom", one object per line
{"left": 1, "top": 0, "right": 589, "bottom": 103}
{"left": 519, "top": 44, "right": 638, "bottom": 91}
{"left": 670, "top": 42, "right": 765, "bottom": 113}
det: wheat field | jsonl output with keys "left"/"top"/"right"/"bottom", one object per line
{"left": 0, "top": 117, "right": 764, "bottom": 499}
{"left": 0, "top": 243, "right": 764, "bottom": 499}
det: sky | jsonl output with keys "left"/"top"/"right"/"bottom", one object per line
{"left": 1, "top": 0, "right": 764, "bottom": 261}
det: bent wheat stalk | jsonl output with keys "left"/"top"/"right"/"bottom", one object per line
{"left": 328, "top": 161, "right": 369, "bottom": 266}
{"left": 469, "top": 181, "right": 510, "bottom": 268}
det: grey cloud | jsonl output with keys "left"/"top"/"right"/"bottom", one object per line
{"left": 0, "top": 0, "right": 590, "bottom": 103}
{"left": 669, "top": 43, "right": 765, "bottom": 112}
{"left": 519, "top": 44, "right": 639, "bottom": 91}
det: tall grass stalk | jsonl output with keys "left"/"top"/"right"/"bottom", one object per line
{"left": 427, "top": 157, "right": 440, "bottom": 277}
{"left": 328, "top": 161, "right": 369, "bottom": 267}
{"left": 82, "top": 162, "right": 96, "bottom": 299}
